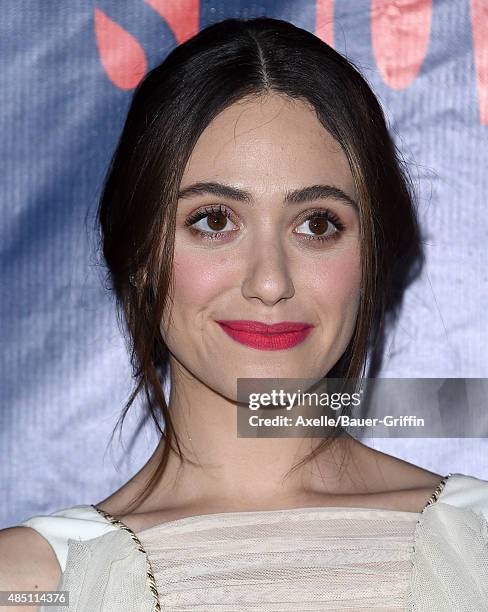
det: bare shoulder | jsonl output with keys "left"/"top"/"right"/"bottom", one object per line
{"left": 343, "top": 439, "right": 448, "bottom": 511}
{"left": 0, "top": 526, "right": 61, "bottom": 611}
{"left": 353, "top": 440, "right": 445, "bottom": 489}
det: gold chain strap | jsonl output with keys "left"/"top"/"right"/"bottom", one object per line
{"left": 91, "top": 505, "right": 161, "bottom": 612}
{"left": 424, "top": 473, "right": 452, "bottom": 508}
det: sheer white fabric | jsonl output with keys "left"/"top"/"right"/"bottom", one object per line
{"left": 20, "top": 504, "right": 118, "bottom": 571}
{"left": 407, "top": 501, "right": 488, "bottom": 611}
{"left": 137, "top": 505, "right": 419, "bottom": 610}
{"left": 22, "top": 472, "right": 488, "bottom": 611}
{"left": 49, "top": 528, "right": 155, "bottom": 612}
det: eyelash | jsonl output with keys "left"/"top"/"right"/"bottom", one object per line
{"left": 184, "top": 204, "right": 346, "bottom": 244}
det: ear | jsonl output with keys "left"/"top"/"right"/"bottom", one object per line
{"left": 129, "top": 269, "right": 148, "bottom": 288}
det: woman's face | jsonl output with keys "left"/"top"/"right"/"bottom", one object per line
{"left": 162, "top": 93, "right": 361, "bottom": 397}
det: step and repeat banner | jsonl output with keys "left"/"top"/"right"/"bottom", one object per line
{"left": 1, "top": 1, "right": 487, "bottom": 527}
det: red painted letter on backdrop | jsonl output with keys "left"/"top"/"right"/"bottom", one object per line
{"left": 371, "top": 0, "right": 432, "bottom": 90}
{"left": 470, "top": 0, "right": 488, "bottom": 125}
{"left": 94, "top": 8, "right": 148, "bottom": 90}
{"left": 315, "top": 0, "right": 334, "bottom": 46}
{"left": 144, "top": 0, "right": 200, "bottom": 44}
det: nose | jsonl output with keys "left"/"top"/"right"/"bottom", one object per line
{"left": 241, "top": 238, "right": 295, "bottom": 306}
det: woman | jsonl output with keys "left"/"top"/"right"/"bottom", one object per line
{"left": 3, "top": 16, "right": 488, "bottom": 611}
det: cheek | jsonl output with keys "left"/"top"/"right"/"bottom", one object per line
{"left": 171, "top": 249, "right": 228, "bottom": 315}
{"left": 308, "top": 249, "right": 362, "bottom": 312}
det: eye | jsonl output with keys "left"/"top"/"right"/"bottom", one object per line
{"left": 294, "top": 209, "right": 345, "bottom": 243}
{"left": 184, "top": 205, "right": 238, "bottom": 240}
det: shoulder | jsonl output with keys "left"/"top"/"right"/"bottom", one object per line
{"left": 411, "top": 474, "right": 488, "bottom": 607}
{"left": 6, "top": 504, "right": 118, "bottom": 577}
{"left": 439, "top": 472, "right": 488, "bottom": 519}
{"left": 0, "top": 525, "right": 61, "bottom": 610}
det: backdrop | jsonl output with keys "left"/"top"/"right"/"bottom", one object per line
{"left": 1, "top": 1, "right": 487, "bottom": 529}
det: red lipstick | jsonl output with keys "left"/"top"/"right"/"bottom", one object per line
{"left": 215, "top": 320, "right": 314, "bottom": 351}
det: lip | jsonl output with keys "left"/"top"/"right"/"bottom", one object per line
{"left": 215, "top": 320, "right": 314, "bottom": 351}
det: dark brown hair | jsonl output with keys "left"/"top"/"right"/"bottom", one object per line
{"left": 95, "top": 16, "right": 423, "bottom": 514}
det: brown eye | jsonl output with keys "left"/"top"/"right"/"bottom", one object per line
{"left": 307, "top": 216, "right": 330, "bottom": 236}
{"left": 184, "top": 205, "right": 238, "bottom": 237}
{"left": 294, "top": 210, "right": 345, "bottom": 243}
{"left": 207, "top": 211, "right": 227, "bottom": 231}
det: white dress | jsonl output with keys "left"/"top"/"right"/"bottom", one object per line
{"left": 19, "top": 472, "right": 488, "bottom": 611}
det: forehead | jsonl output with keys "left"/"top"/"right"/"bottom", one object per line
{"left": 180, "top": 93, "right": 356, "bottom": 199}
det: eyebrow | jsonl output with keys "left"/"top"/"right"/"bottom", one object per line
{"left": 177, "top": 181, "right": 358, "bottom": 211}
